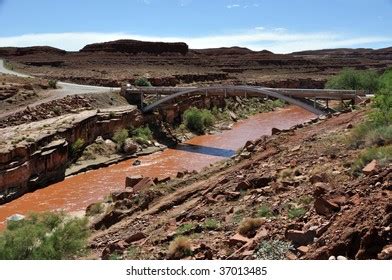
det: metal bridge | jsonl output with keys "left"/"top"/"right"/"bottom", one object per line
{"left": 124, "top": 86, "right": 366, "bottom": 115}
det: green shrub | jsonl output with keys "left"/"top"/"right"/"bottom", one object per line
{"left": 71, "top": 138, "right": 85, "bottom": 155}
{"left": 0, "top": 212, "right": 89, "bottom": 260}
{"left": 48, "top": 80, "right": 57, "bottom": 89}
{"left": 112, "top": 129, "right": 129, "bottom": 147}
{"left": 134, "top": 77, "right": 152, "bottom": 87}
{"left": 325, "top": 68, "right": 380, "bottom": 92}
{"left": 183, "top": 107, "right": 215, "bottom": 134}
{"left": 132, "top": 126, "right": 152, "bottom": 142}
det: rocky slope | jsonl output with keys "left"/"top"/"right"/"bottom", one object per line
{"left": 86, "top": 107, "right": 391, "bottom": 260}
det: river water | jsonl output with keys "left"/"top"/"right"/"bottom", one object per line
{"left": 0, "top": 106, "right": 315, "bottom": 228}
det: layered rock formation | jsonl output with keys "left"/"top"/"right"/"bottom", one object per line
{"left": 0, "top": 107, "right": 143, "bottom": 204}
{"left": 80, "top": 39, "right": 189, "bottom": 55}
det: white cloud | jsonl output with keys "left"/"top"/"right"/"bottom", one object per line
{"left": 0, "top": 29, "right": 390, "bottom": 54}
{"left": 226, "top": 4, "right": 240, "bottom": 8}
{"left": 274, "top": 27, "right": 287, "bottom": 32}
{"left": 255, "top": 26, "right": 265, "bottom": 30}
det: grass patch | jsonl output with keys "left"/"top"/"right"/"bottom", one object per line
{"left": 257, "top": 204, "right": 275, "bottom": 218}
{"left": 352, "top": 145, "right": 392, "bottom": 174}
{"left": 176, "top": 223, "right": 196, "bottom": 235}
{"left": 202, "top": 218, "right": 220, "bottom": 230}
{"left": 232, "top": 209, "right": 245, "bottom": 224}
{"left": 287, "top": 206, "right": 307, "bottom": 220}
{"left": 0, "top": 212, "right": 89, "bottom": 260}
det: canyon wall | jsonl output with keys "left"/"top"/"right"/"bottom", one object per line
{"left": 0, "top": 107, "right": 143, "bottom": 204}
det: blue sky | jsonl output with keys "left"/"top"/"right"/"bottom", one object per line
{"left": 0, "top": 0, "right": 391, "bottom": 53}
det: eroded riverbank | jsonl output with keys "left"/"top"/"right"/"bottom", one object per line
{"left": 0, "top": 106, "right": 315, "bottom": 228}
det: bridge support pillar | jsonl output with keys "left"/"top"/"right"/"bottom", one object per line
{"left": 125, "top": 88, "right": 144, "bottom": 109}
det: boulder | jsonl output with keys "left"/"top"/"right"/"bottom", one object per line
{"left": 125, "top": 175, "right": 143, "bottom": 189}
{"left": 229, "top": 233, "right": 251, "bottom": 246}
{"left": 378, "top": 244, "right": 392, "bottom": 260}
{"left": 125, "top": 232, "right": 147, "bottom": 243}
{"left": 314, "top": 197, "right": 340, "bottom": 216}
{"left": 285, "top": 229, "right": 316, "bottom": 246}
{"left": 132, "top": 177, "right": 155, "bottom": 193}
{"left": 123, "top": 138, "right": 138, "bottom": 154}
{"left": 240, "top": 151, "right": 251, "bottom": 159}
{"left": 271, "top": 127, "right": 281, "bottom": 135}
{"left": 235, "top": 180, "right": 251, "bottom": 191}
{"left": 362, "top": 160, "right": 377, "bottom": 175}
{"left": 111, "top": 190, "right": 134, "bottom": 201}
{"left": 229, "top": 111, "right": 238, "bottom": 122}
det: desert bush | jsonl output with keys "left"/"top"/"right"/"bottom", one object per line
{"left": 48, "top": 79, "right": 58, "bottom": 89}
{"left": 238, "top": 218, "right": 263, "bottom": 238}
{"left": 183, "top": 107, "right": 215, "bottom": 134}
{"left": 112, "top": 129, "right": 129, "bottom": 147}
{"left": 0, "top": 212, "right": 89, "bottom": 260}
{"left": 134, "top": 77, "right": 152, "bottom": 87}
{"left": 325, "top": 68, "right": 380, "bottom": 93}
{"left": 255, "top": 240, "right": 292, "bottom": 260}
{"left": 167, "top": 236, "right": 192, "bottom": 259}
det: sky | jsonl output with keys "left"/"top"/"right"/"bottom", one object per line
{"left": 0, "top": 0, "right": 391, "bottom": 53}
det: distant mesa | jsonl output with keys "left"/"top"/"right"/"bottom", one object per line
{"left": 193, "top": 46, "right": 273, "bottom": 55}
{"left": 79, "top": 39, "right": 189, "bottom": 55}
{"left": 0, "top": 46, "right": 66, "bottom": 57}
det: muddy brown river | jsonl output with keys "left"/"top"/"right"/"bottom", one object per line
{"left": 0, "top": 106, "right": 315, "bottom": 228}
